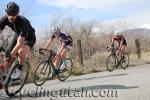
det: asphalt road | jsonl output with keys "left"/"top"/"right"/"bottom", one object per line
{"left": 1, "top": 64, "right": 150, "bottom": 100}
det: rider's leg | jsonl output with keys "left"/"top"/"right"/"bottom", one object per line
{"left": 60, "top": 48, "right": 68, "bottom": 59}
{"left": 17, "top": 45, "right": 30, "bottom": 69}
{"left": 116, "top": 50, "right": 120, "bottom": 56}
{"left": 53, "top": 48, "right": 68, "bottom": 67}
{"left": 61, "top": 45, "right": 71, "bottom": 58}
{"left": 59, "top": 48, "right": 68, "bottom": 70}
{"left": 52, "top": 48, "right": 67, "bottom": 76}
{"left": 53, "top": 43, "right": 71, "bottom": 67}
{"left": 53, "top": 54, "right": 61, "bottom": 68}
{"left": 120, "top": 45, "right": 126, "bottom": 57}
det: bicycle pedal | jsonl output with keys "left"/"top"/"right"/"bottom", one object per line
{"left": 60, "top": 68, "right": 67, "bottom": 72}
{"left": 121, "top": 60, "right": 126, "bottom": 63}
{"left": 59, "top": 74, "right": 66, "bottom": 78}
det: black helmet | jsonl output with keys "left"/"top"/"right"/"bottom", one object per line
{"left": 5, "top": 2, "right": 19, "bottom": 15}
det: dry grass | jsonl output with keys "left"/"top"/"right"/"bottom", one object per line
{"left": 27, "top": 51, "right": 150, "bottom": 82}
{"left": 129, "top": 52, "right": 150, "bottom": 66}
{"left": 71, "top": 51, "right": 150, "bottom": 76}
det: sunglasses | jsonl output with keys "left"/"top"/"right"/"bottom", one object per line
{"left": 7, "top": 13, "right": 17, "bottom": 16}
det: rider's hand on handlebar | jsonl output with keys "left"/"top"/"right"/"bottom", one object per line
{"left": 6, "top": 56, "right": 11, "bottom": 62}
{"left": 39, "top": 48, "right": 45, "bottom": 54}
{"left": 107, "top": 46, "right": 110, "bottom": 52}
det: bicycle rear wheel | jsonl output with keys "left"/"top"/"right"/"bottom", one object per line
{"left": 106, "top": 54, "right": 118, "bottom": 72}
{"left": 4, "top": 61, "right": 29, "bottom": 97}
{"left": 58, "top": 58, "right": 73, "bottom": 82}
{"left": 34, "top": 60, "right": 51, "bottom": 86}
{"left": 121, "top": 53, "right": 129, "bottom": 69}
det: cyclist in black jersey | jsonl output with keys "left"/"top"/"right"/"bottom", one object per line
{"left": 0, "top": 2, "right": 36, "bottom": 84}
{"left": 40, "top": 26, "right": 73, "bottom": 75}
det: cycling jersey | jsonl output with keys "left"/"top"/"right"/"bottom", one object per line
{"left": 113, "top": 35, "right": 127, "bottom": 45}
{"left": 50, "top": 32, "right": 73, "bottom": 47}
{"left": 0, "top": 15, "right": 36, "bottom": 48}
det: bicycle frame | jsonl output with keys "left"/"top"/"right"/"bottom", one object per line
{"left": 39, "top": 49, "right": 67, "bottom": 75}
{"left": 0, "top": 47, "right": 30, "bottom": 96}
{"left": 39, "top": 49, "right": 57, "bottom": 71}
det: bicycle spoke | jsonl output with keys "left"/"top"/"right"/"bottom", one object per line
{"left": 5, "top": 61, "right": 29, "bottom": 97}
{"left": 34, "top": 60, "right": 51, "bottom": 86}
{"left": 121, "top": 53, "right": 129, "bottom": 69}
{"left": 58, "top": 58, "right": 72, "bottom": 81}
{"left": 106, "top": 55, "right": 117, "bottom": 72}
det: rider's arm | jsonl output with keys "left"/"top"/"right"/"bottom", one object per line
{"left": 44, "top": 38, "right": 52, "bottom": 49}
{"left": 0, "top": 16, "right": 7, "bottom": 34}
{"left": 109, "top": 35, "right": 115, "bottom": 48}
{"left": 10, "top": 36, "right": 25, "bottom": 57}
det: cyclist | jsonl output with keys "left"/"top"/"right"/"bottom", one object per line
{"left": 0, "top": 2, "right": 36, "bottom": 86}
{"left": 40, "top": 26, "right": 73, "bottom": 76}
{"left": 109, "top": 31, "right": 127, "bottom": 57}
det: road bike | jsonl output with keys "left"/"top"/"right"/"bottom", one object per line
{"left": 106, "top": 46, "right": 129, "bottom": 72}
{"left": 34, "top": 48, "right": 73, "bottom": 86}
{"left": 0, "top": 47, "right": 30, "bottom": 97}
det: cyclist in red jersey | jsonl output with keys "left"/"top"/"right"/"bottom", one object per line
{"left": 109, "top": 31, "right": 127, "bottom": 57}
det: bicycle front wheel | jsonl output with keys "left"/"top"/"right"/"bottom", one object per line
{"left": 34, "top": 60, "right": 51, "bottom": 86}
{"left": 106, "top": 54, "right": 118, "bottom": 72}
{"left": 4, "top": 61, "right": 29, "bottom": 97}
{"left": 58, "top": 58, "right": 73, "bottom": 82}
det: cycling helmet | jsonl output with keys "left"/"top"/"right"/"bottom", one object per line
{"left": 52, "top": 26, "right": 60, "bottom": 33}
{"left": 5, "top": 2, "right": 19, "bottom": 15}
{"left": 114, "top": 31, "right": 121, "bottom": 36}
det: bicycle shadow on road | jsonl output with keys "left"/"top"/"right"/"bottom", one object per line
{"left": 79, "top": 84, "right": 138, "bottom": 90}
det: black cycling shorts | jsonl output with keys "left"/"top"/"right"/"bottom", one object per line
{"left": 7, "top": 33, "right": 36, "bottom": 53}
{"left": 24, "top": 39, "right": 36, "bottom": 49}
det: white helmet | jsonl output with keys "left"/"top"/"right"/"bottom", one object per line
{"left": 52, "top": 26, "right": 60, "bottom": 33}
{"left": 114, "top": 31, "right": 120, "bottom": 36}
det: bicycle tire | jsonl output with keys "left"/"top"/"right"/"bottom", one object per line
{"left": 34, "top": 60, "right": 51, "bottom": 86}
{"left": 58, "top": 58, "right": 73, "bottom": 82}
{"left": 106, "top": 54, "right": 118, "bottom": 72}
{"left": 4, "top": 61, "right": 29, "bottom": 97}
{"left": 121, "top": 53, "right": 129, "bottom": 69}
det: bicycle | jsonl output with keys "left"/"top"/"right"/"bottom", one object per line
{"left": 0, "top": 47, "right": 30, "bottom": 97}
{"left": 34, "top": 48, "right": 73, "bottom": 86}
{"left": 106, "top": 46, "right": 129, "bottom": 72}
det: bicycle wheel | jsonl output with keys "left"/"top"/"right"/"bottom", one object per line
{"left": 121, "top": 53, "right": 129, "bottom": 69}
{"left": 34, "top": 60, "right": 51, "bottom": 86}
{"left": 58, "top": 58, "right": 73, "bottom": 82}
{"left": 4, "top": 61, "right": 29, "bottom": 97}
{"left": 106, "top": 54, "right": 118, "bottom": 72}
